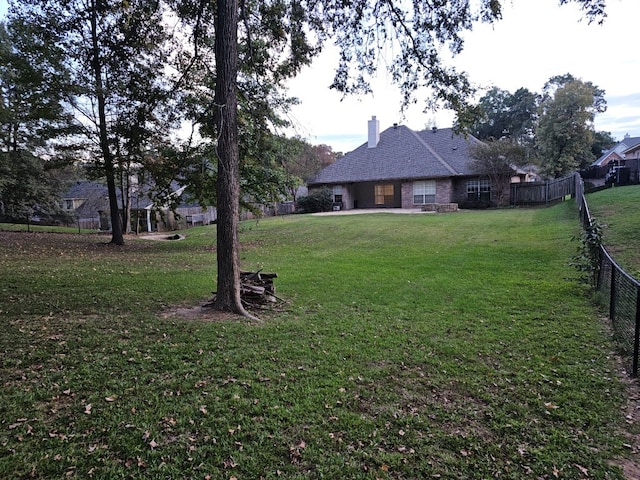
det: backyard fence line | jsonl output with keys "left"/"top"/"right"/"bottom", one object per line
{"left": 576, "top": 180, "right": 640, "bottom": 377}
{"left": 511, "top": 173, "right": 579, "bottom": 206}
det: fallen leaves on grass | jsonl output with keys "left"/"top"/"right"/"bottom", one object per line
{"left": 289, "top": 439, "right": 307, "bottom": 464}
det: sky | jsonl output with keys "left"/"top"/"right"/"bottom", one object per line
{"left": 285, "top": 0, "right": 640, "bottom": 152}
{"left": 2, "top": 0, "right": 638, "bottom": 153}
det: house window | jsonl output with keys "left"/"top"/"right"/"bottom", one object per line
{"left": 332, "top": 185, "right": 343, "bottom": 203}
{"left": 64, "top": 199, "right": 74, "bottom": 210}
{"left": 413, "top": 180, "right": 436, "bottom": 204}
{"left": 466, "top": 179, "right": 491, "bottom": 201}
{"left": 374, "top": 184, "right": 394, "bottom": 205}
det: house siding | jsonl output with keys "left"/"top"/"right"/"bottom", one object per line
{"left": 435, "top": 178, "right": 453, "bottom": 204}
{"left": 452, "top": 178, "right": 470, "bottom": 204}
{"left": 400, "top": 182, "right": 412, "bottom": 208}
{"left": 342, "top": 185, "right": 354, "bottom": 209}
{"left": 400, "top": 178, "right": 454, "bottom": 208}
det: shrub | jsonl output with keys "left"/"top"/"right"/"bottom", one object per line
{"left": 570, "top": 218, "right": 604, "bottom": 287}
{"left": 296, "top": 187, "right": 333, "bottom": 213}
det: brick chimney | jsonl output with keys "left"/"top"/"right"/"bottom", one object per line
{"left": 368, "top": 116, "right": 380, "bottom": 148}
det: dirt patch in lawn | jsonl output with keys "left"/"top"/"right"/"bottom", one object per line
{"left": 160, "top": 304, "right": 245, "bottom": 322}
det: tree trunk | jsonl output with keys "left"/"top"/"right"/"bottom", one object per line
{"left": 211, "top": 0, "right": 252, "bottom": 317}
{"left": 90, "top": 0, "right": 124, "bottom": 246}
{"left": 119, "top": 168, "right": 132, "bottom": 234}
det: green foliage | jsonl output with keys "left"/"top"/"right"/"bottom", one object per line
{"left": 591, "top": 130, "right": 618, "bottom": 158}
{"left": 469, "top": 86, "right": 538, "bottom": 146}
{"left": 295, "top": 187, "right": 333, "bottom": 213}
{"left": 570, "top": 218, "right": 604, "bottom": 287}
{"left": 537, "top": 76, "right": 604, "bottom": 178}
{"left": 0, "top": 20, "right": 78, "bottom": 154}
{"left": 536, "top": 80, "right": 598, "bottom": 178}
{"left": 470, "top": 140, "right": 526, "bottom": 206}
{"left": 278, "top": 136, "right": 337, "bottom": 184}
{"left": 9, "top": 0, "right": 179, "bottom": 242}
{"left": 0, "top": 150, "right": 67, "bottom": 223}
{"left": 468, "top": 75, "right": 613, "bottom": 173}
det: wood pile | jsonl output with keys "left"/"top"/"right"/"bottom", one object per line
{"left": 239, "top": 270, "right": 280, "bottom": 309}
{"left": 207, "top": 270, "right": 284, "bottom": 312}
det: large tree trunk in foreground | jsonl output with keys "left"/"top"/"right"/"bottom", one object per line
{"left": 212, "top": 0, "right": 252, "bottom": 317}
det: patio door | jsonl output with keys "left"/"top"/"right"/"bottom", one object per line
{"left": 374, "top": 184, "right": 394, "bottom": 206}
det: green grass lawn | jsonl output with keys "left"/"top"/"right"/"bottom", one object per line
{"left": 584, "top": 184, "right": 640, "bottom": 277}
{"left": 0, "top": 203, "right": 632, "bottom": 479}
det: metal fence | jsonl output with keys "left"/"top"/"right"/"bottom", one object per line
{"left": 577, "top": 185, "right": 640, "bottom": 376}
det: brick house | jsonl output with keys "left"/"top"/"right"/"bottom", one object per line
{"left": 307, "top": 117, "right": 494, "bottom": 210}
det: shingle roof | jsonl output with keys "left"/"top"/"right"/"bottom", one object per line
{"left": 308, "top": 125, "right": 482, "bottom": 185}
{"left": 592, "top": 136, "right": 640, "bottom": 166}
{"left": 63, "top": 181, "right": 109, "bottom": 218}
{"left": 621, "top": 137, "right": 640, "bottom": 154}
{"left": 622, "top": 136, "right": 640, "bottom": 148}
{"left": 64, "top": 180, "right": 199, "bottom": 216}
{"left": 65, "top": 181, "right": 108, "bottom": 199}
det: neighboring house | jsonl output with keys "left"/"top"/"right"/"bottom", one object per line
{"left": 62, "top": 181, "right": 110, "bottom": 230}
{"left": 591, "top": 134, "right": 640, "bottom": 169}
{"left": 307, "top": 116, "right": 495, "bottom": 210}
{"left": 621, "top": 142, "right": 640, "bottom": 184}
{"left": 61, "top": 181, "right": 216, "bottom": 232}
{"left": 511, "top": 164, "right": 540, "bottom": 184}
{"left": 592, "top": 148, "right": 624, "bottom": 170}
{"left": 586, "top": 134, "right": 640, "bottom": 185}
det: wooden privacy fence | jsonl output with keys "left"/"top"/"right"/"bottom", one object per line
{"left": 511, "top": 173, "right": 580, "bottom": 206}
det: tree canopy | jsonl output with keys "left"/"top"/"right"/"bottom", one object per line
{"left": 470, "top": 140, "right": 526, "bottom": 206}
{"left": 469, "top": 72, "right": 609, "bottom": 179}
{"left": 469, "top": 86, "right": 538, "bottom": 145}
{"left": 537, "top": 77, "right": 604, "bottom": 177}
{"left": 8, "top": 0, "right": 178, "bottom": 244}
{"left": 0, "top": 20, "right": 77, "bottom": 222}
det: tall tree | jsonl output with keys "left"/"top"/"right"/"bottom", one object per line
{"left": 8, "top": 0, "right": 175, "bottom": 244}
{"left": 0, "top": 22, "right": 72, "bottom": 153}
{"left": 590, "top": 130, "right": 617, "bottom": 158}
{"left": 536, "top": 76, "right": 606, "bottom": 178}
{"left": 274, "top": 136, "right": 338, "bottom": 202}
{"left": 469, "top": 87, "right": 538, "bottom": 149}
{"left": 212, "top": 0, "right": 244, "bottom": 313}
{"left": 506, "top": 87, "right": 539, "bottom": 148}
{"left": 470, "top": 87, "right": 512, "bottom": 141}
{"left": 0, "top": 20, "right": 77, "bottom": 222}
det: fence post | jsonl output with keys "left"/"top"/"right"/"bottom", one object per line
{"left": 634, "top": 288, "right": 640, "bottom": 377}
{"left": 610, "top": 267, "right": 616, "bottom": 322}
{"left": 546, "top": 182, "right": 549, "bottom": 205}
{"left": 596, "top": 245, "right": 604, "bottom": 290}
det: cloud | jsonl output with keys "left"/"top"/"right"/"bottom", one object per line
{"left": 287, "top": 0, "right": 640, "bottom": 151}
